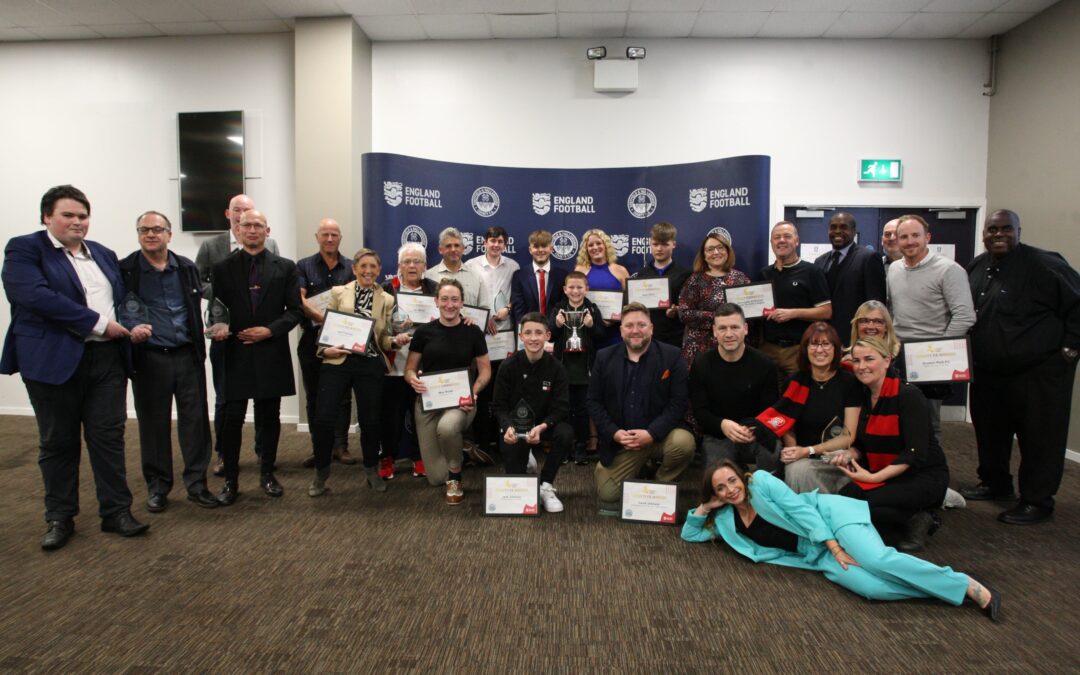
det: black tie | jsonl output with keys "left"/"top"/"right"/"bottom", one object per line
{"left": 248, "top": 257, "right": 262, "bottom": 313}
{"left": 826, "top": 250, "right": 842, "bottom": 288}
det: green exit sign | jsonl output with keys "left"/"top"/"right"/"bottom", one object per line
{"left": 859, "top": 159, "right": 902, "bottom": 182}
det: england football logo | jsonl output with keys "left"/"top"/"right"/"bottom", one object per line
{"left": 401, "top": 224, "right": 428, "bottom": 249}
{"left": 708, "top": 226, "right": 732, "bottom": 244}
{"left": 551, "top": 230, "right": 579, "bottom": 261}
{"left": 384, "top": 181, "right": 403, "bottom": 207}
{"left": 627, "top": 188, "right": 657, "bottom": 219}
{"left": 461, "top": 231, "right": 475, "bottom": 256}
{"left": 610, "top": 234, "right": 630, "bottom": 258}
{"left": 471, "top": 187, "right": 500, "bottom": 218}
{"left": 532, "top": 193, "right": 551, "bottom": 216}
{"left": 689, "top": 188, "right": 707, "bottom": 213}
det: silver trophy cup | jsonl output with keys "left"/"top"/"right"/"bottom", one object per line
{"left": 564, "top": 309, "right": 586, "bottom": 353}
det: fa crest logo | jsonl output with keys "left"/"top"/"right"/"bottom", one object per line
{"left": 708, "top": 227, "right": 732, "bottom": 244}
{"left": 384, "top": 181, "right": 403, "bottom": 207}
{"left": 627, "top": 188, "right": 657, "bottom": 219}
{"left": 689, "top": 188, "right": 707, "bottom": 213}
{"left": 471, "top": 187, "right": 500, "bottom": 218}
{"left": 610, "top": 234, "right": 630, "bottom": 258}
{"left": 766, "top": 416, "right": 785, "bottom": 429}
{"left": 532, "top": 193, "right": 551, "bottom": 216}
{"left": 551, "top": 230, "right": 579, "bottom": 261}
{"left": 401, "top": 224, "right": 428, "bottom": 249}
{"left": 461, "top": 231, "right": 475, "bottom": 255}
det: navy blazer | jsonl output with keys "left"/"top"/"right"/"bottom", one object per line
{"left": 510, "top": 264, "right": 567, "bottom": 324}
{"left": 585, "top": 339, "right": 689, "bottom": 466}
{"left": 1, "top": 230, "right": 130, "bottom": 385}
{"left": 814, "top": 244, "right": 886, "bottom": 346}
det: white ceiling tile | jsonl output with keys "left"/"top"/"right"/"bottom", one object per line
{"left": 757, "top": 10, "right": 841, "bottom": 37}
{"left": 418, "top": 12, "right": 492, "bottom": 38}
{"left": 690, "top": 11, "right": 768, "bottom": 36}
{"left": 823, "top": 11, "right": 912, "bottom": 36}
{"left": 354, "top": 14, "right": 428, "bottom": 39}
{"left": 261, "top": 0, "right": 348, "bottom": 18}
{"left": 27, "top": 25, "right": 104, "bottom": 39}
{"left": 702, "top": 0, "right": 777, "bottom": 9}
{"left": 111, "top": 0, "right": 208, "bottom": 23}
{"left": 773, "top": 0, "right": 852, "bottom": 11}
{"left": 956, "top": 10, "right": 1034, "bottom": 35}
{"left": 489, "top": 12, "right": 557, "bottom": 37}
{"left": 413, "top": 0, "right": 487, "bottom": 13}
{"left": 847, "top": 0, "right": 929, "bottom": 9}
{"left": 921, "top": 0, "right": 1004, "bottom": 11}
{"left": 890, "top": 11, "right": 982, "bottom": 36}
{"left": 0, "top": 26, "right": 39, "bottom": 40}
{"left": 557, "top": 11, "right": 627, "bottom": 37}
{"left": 557, "top": 0, "right": 630, "bottom": 11}
{"left": 92, "top": 22, "right": 165, "bottom": 37}
{"left": 996, "top": 0, "right": 1058, "bottom": 11}
{"left": 335, "top": 0, "right": 409, "bottom": 16}
{"left": 480, "top": 0, "right": 557, "bottom": 12}
{"left": 0, "top": 0, "right": 73, "bottom": 27}
{"left": 219, "top": 18, "right": 291, "bottom": 33}
{"left": 630, "top": 0, "right": 704, "bottom": 11}
{"left": 38, "top": 0, "right": 143, "bottom": 25}
{"left": 183, "top": 0, "right": 278, "bottom": 21}
{"left": 156, "top": 21, "right": 229, "bottom": 35}
{"left": 626, "top": 11, "right": 697, "bottom": 36}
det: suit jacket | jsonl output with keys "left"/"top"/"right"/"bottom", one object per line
{"left": 210, "top": 249, "right": 302, "bottom": 399}
{"left": 319, "top": 281, "right": 395, "bottom": 372}
{"left": 119, "top": 250, "right": 206, "bottom": 371}
{"left": 510, "top": 264, "right": 567, "bottom": 324}
{"left": 1, "top": 230, "right": 131, "bottom": 385}
{"left": 585, "top": 339, "right": 689, "bottom": 466}
{"left": 814, "top": 244, "right": 886, "bottom": 346}
{"left": 195, "top": 231, "right": 279, "bottom": 299}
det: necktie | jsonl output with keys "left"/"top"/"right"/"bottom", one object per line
{"left": 826, "top": 250, "right": 842, "bottom": 288}
{"left": 538, "top": 269, "right": 547, "bottom": 315}
{"left": 248, "top": 257, "right": 262, "bottom": 313}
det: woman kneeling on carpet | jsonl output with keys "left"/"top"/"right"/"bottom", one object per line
{"left": 681, "top": 461, "right": 1000, "bottom": 621}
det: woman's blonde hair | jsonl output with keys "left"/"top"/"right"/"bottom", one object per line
{"left": 851, "top": 335, "right": 893, "bottom": 361}
{"left": 576, "top": 228, "right": 617, "bottom": 267}
{"left": 849, "top": 300, "right": 900, "bottom": 358}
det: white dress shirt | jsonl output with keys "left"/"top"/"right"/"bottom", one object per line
{"left": 47, "top": 231, "right": 115, "bottom": 340}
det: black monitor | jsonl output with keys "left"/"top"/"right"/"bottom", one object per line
{"left": 177, "top": 111, "right": 244, "bottom": 232}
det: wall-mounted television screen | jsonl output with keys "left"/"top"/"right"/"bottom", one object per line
{"left": 178, "top": 111, "right": 244, "bottom": 232}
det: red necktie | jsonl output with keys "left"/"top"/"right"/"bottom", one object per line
{"left": 538, "top": 269, "right": 547, "bottom": 315}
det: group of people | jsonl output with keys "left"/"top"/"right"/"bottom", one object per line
{"left": 3, "top": 184, "right": 1077, "bottom": 623}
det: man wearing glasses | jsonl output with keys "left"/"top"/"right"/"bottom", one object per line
{"left": 120, "top": 211, "right": 219, "bottom": 513}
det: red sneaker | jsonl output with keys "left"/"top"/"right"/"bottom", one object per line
{"left": 378, "top": 456, "right": 395, "bottom": 480}
{"left": 412, "top": 459, "right": 426, "bottom": 478}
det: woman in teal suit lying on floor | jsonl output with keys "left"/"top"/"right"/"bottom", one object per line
{"left": 681, "top": 461, "right": 1000, "bottom": 621}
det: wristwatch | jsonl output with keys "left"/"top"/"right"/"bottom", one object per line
{"left": 1064, "top": 347, "right": 1079, "bottom": 362}
{"left": 807, "top": 446, "right": 816, "bottom": 458}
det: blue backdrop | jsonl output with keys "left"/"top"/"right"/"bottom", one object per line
{"left": 362, "top": 152, "right": 771, "bottom": 280}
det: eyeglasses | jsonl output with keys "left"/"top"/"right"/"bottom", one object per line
{"left": 136, "top": 227, "right": 170, "bottom": 235}
{"left": 704, "top": 245, "right": 726, "bottom": 254}
{"left": 400, "top": 259, "right": 425, "bottom": 266}
{"left": 238, "top": 222, "right": 267, "bottom": 230}
{"left": 808, "top": 342, "right": 834, "bottom": 351}
{"left": 856, "top": 318, "right": 886, "bottom": 326}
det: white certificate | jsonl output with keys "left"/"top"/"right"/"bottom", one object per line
{"left": 724, "top": 282, "right": 775, "bottom": 319}
{"left": 461, "top": 304, "right": 491, "bottom": 328}
{"left": 484, "top": 475, "right": 539, "bottom": 516}
{"left": 395, "top": 293, "right": 439, "bottom": 324}
{"left": 418, "top": 368, "right": 474, "bottom": 411}
{"left": 588, "top": 290, "right": 625, "bottom": 321}
{"left": 621, "top": 480, "right": 678, "bottom": 525}
{"left": 902, "top": 337, "right": 972, "bottom": 384}
{"left": 627, "top": 278, "right": 670, "bottom": 309}
{"left": 486, "top": 330, "right": 517, "bottom": 361}
{"left": 317, "top": 310, "right": 374, "bottom": 353}
{"left": 306, "top": 290, "right": 332, "bottom": 322}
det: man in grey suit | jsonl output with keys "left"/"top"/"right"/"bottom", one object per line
{"left": 195, "top": 194, "right": 279, "bottom": 475}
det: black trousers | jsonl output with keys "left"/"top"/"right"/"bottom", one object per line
{"left": 380, "top": 375, "right": 420, "bottom": 461}
{"left": 970, "top": 353, "right": 1077, "bottom": 510}
{"left": 568, "top": 384, "right": 589, "bottom": 447}
{"left": 841, "top": 470, "right": 948, "bottom": 527}
{"left": 24, "top": 341, "right": 133, "bottom": 521}
{"left": 501, "top": 421, "right": 573, "bottom": 485}
{"left": 220, "top": 397, "right": 280, "bottom": 482}
{"left": 472, "top": 358, "right": 501, "bottom": 450}
{"left": 313, "top": 356, "right": 383, "bottom": 470}
{"left": 132, "top": 345, "right": 211, "bottom": 494}
{"left": 210, "top": 340, "right": 266, "bottom": 459}
{"left": 298, "top": 330, "right": 350, "bottom": 452}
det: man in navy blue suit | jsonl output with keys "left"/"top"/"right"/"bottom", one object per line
{"left": 1, "top": 185, "right": 150, "bottom": 550}
{"left": 813, "top": 212, "right": 886, "bottom": 346}
{"left": 510, "top": 229, "right": 567, "bottom": 324}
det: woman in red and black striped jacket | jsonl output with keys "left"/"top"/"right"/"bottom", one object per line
{"left": 838, "top": 336, "right": 950, "bottom": 553}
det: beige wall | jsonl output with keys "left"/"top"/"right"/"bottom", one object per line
{"left": 987, "top": 0, "right": 1080, "bottom": 451}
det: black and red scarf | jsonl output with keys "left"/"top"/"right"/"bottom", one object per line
{"left": 853, "top": 375, "right": 902, "bottom": 490}
{"left": 755, "top": 372, "right": 813, "bottom": 438}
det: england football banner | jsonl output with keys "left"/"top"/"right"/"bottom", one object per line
{"left": 362, "top": 153, "right": 771, "bottom": 279}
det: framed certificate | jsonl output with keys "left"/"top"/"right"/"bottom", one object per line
{"left": 395, "top": 293, "right": 439, "bottom": 324}
{"left": 588, "top": 290, "right": 625, "bottom": 321}
{"left": 620, "top": 480, "right": 678, "bottom": 525}
{"left": 484, "top": 475, "right": 540, "bottom": 516}
{"left": 486, "top": 329, "right": 517, "bottom": 361}
{"left": 902, "top": 337, "right": 972, "bottom": 384}
{"left": 461, "top": 304, "right": 491, "bottom": 328}
{"left": 418, "top": 368, "right": 474, "bottom": 411}
{"left": 627, "top": 277, "right": 670, "bottom": 309}
{"left": 306, "top": 289, "right": 332, "bottom": 320}
{"left": 724, "top": 281, "right": 775, "bottom": 319}
{"left": 317, "top": 310, "right": 374, "bottom": 353}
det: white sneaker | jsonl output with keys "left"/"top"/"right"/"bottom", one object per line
{"left": 526, "top": 451, "right": 538, "bottom": 474}
{"left": 942, "top": 487, "right": 967, "bottom": 509}
{"left": 539, "top": 482, "right": 564, "bottom": 513}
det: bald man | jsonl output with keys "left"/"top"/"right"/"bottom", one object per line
{"left": 296, "top": 218, "right": 356, "bottom": 467}
{"left": 880, "top": 218, "right": 902, "bottom": 266}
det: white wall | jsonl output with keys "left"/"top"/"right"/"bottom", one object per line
{"left": 0, "top": 34, "right": 296, "bottom": 418}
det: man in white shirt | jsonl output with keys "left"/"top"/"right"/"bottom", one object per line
{"left": 424, "top": 227, "right": 488, "bottom": 308}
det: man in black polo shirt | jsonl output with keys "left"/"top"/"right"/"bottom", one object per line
{"left": 296, "top": 218, "right": 356, "bottom": 468}
{"left": 760, "top": 221, "right": 831, "bottom": 378}
{"left": 630, "top": 222, "right": 691, "bottom": 348}
{"left": 689, "top": 303, "right": 779, "bottom": 470}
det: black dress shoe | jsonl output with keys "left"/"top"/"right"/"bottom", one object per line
{"left": 261, "top": 472, "right": 284, "bottom": 497}
{"left": 41, "top": 519, "right": 75, "bottom": 551}
{"left": 960, "top": 483, "right": 1016, "bottom": 501}
{"left": 897, "top": 511, "right": 935, "bottom": 552}
{"left": 187, "top": 488, "right": 220, "bottom": 509}
{"left": 969, "top": 574, "right": 1002, "bottom": 622}
{"left": 146, "top": 493, "right": 168, "bottom": 513}
{"left": 998, "top": 502, "right": 1052, "bottom": 525}
{"left": 100, "top": 510, "right": 150, "bottom": 537}
{"left": 217, "top": 480, "right": 239, "bottom": 506}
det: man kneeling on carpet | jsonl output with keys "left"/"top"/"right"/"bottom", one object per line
{"left": 492, "top": 313, "right": 572, "bottom": 513}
